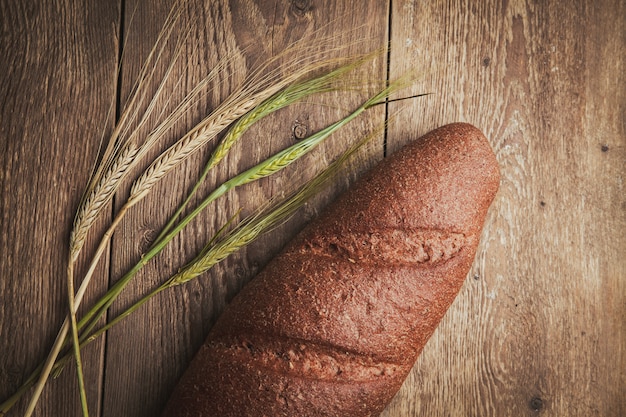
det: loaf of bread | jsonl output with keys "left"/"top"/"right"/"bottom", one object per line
{"left": 162, "top": 123, "right": 500, "bottom": 416}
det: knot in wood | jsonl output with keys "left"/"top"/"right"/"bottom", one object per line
{"left": 235, "top": 265, "right": 247, "bottom": 280}
{"left": 291, "top": 0, "right": 312, "bottom": 15}
{"left": 292, "top": 120, "right": 308, "bottom": 140}
{"left": 529, "top": 396, "right": 544, "bottom": 412}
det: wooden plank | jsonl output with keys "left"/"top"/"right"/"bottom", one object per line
{"left": 100, "top": 1, "right": 389, "bottom": 416}
{"left": 0, "top": 1, "right": 120, "bottom": 416}
{"left": 384, "top": 0, "right": 625, "bottom": 416}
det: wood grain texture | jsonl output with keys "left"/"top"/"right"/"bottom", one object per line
{"left": 0, "top": 1, "right": 120, "bottom": 416}
{"left": 0, "top": 0, "right": 624, "bottom": 416}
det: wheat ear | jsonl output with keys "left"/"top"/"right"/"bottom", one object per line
{"left": 69, "top": 144, "right": 138, "bottom": 263}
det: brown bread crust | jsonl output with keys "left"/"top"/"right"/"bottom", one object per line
{"left": 162, "top": 123, "right": 501, "bottom": 416}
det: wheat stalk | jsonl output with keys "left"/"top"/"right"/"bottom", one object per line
{"left": 70, "top": 30, "right": 376, "bottom": 303}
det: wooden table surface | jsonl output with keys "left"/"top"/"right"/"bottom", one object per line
{"left": 1, "top": 0, "right": 624, "bottom": 416}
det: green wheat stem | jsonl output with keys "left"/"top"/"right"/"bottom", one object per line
{"left": 66, "top": 263, "right": 89, "bottom": 417}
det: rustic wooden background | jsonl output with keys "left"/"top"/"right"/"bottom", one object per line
{"left": 0, "top": 0, "right": 624, "bottom": 416}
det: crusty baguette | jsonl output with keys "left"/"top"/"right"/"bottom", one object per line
{"left": 162, "top": 122, "right": 500, "bottom": 416}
